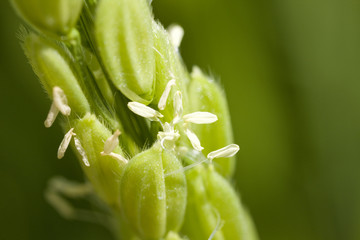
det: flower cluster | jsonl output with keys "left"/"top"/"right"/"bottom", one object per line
{"left": 11, "top": 0, "right": 258, "bottom": 239}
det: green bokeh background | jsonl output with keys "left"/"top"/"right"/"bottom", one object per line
{"left": 1, "top": 0, "right": 360, "bottom": 239}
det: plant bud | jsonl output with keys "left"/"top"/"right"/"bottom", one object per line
{"left": 95, "top": 0, "right": 155, "bottom": 104}
{"left": 151, "top": 21, "right": 190, "bottom": 122}
{"left": 182, "top": 164, "right": 258, "bottom": 240}
{"left": 73, "top": 114, "right": 127, "bottom": 208}
{"left": 188, "top": 67, "right": 235, "bottom": 178}
{"left": 11, "top": 0, "right": 83, "bottom": 38}
{"left": 23, "top": 33, "right": 90, "bottom": 116}
{"left": 120, "top": 143, "right": 186, "bottom": 239}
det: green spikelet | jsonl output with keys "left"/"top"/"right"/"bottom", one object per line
{"left": 188, "top": 67, "right": 236, "bottom": 178}
{"left": 95, "top": 0, "right": 155, "bottom": 104}
{"left": 23, "top": 32, "right": 90, "bottom": 116}
{"left": 11, "top": 0, "right": 83, "bottom": 38}
{"left": 182, "top": 164, "right": 258, "bottom": 240}
{"left": 73, "top": 114, "right": 127, "bottom": 208}
{"left": 151, "top": 21, "right": 189, "bottom": 122}
{"left": 10, "top": 0, "right": 259, "bottom": 239}
{"left": 120, "top": 143, "right": 187, "bottom": 239}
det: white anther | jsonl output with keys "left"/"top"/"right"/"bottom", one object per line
{"left": 49, "top": 177, "right": 92, "bottom": 198}
{"left": 74, "top": 137, "right": 90, "bottom": 167}
{"left": 45, "top": 177, "right": 94, "bottom": 221}
{"left": 168, "top": 24, "right": 184, "bottom": 49}
{"left": 104, "top": 152, "right": 128, "bottom": 164}
{"left": 44, "top": 102, "right": 60, "bottom": 128}
{"left": 45, "top": 190, "right": 75, "bottom": 219}
{"left": 53, "top": 86, "right": 71, "bottom": 116}
{"left": 57, "top": 128, "right": 75, "bottom": 159}
{"left": 207, "top": 144, "right": 240, "bottom": 162}
{"left": 185, "top": 128, "right": 203, "bottom": 151}
{"left": 102, "top": 129, "right": 121, "bottom": 155}
{"left": 183, "top": 112, "right": 218, "bottom": 124}
{"left": 100, "top": 130, "right": 128, "bottom": 164}
{"left": 128, "top": 102, "right": 163, "bottom": 121}
{"left": 158, "top": 79, "right": 176, "bottom": 110}
{"left": 173, "top": 91, "right": 183, "bottom": 124}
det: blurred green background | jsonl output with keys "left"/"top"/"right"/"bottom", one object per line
{"left": 1, "top": 0, "right": 360, "bottom": 239}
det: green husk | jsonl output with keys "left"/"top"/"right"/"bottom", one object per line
{"left": 120, "top": 143, "right": 186, "bottom": 239}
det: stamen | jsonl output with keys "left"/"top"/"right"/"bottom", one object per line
{"left": 57, "top": 128, "right": 75, "bottom": 159}
{"left": 168, "top": 24, "right": 184, "bottom": 49}
{"left": 104, "top": 152, "right": 128, "bottom": 164}
{"left": 44, "top": 102, "right": 60, "bottom": 128}
{"left": 102, "top": 129, "right": 121, "bottom": 154}
{"left": 164, "top": 158, "right": 207, "bottom": 178}
{"left": 53, "top": 86, "right": 71, "bottom": 116}
{"left": 74, "top": 137, "right": 90, "bottom": 167}
{"left": 183, "top": 112, "right": 218, "bottom": 124}
{"left": 45, "top": 177, "right": 111, "bottom": 226}
{"left": 163, "top": 122, "right": 173, "bottom": 132}
{"left": 185, "top": 128, "right": 204, "bottom": 151}
{"left": 157, "top": 122, "right": 180, "bottom": 149}
{"left": 45, "top": 190, "right": 75, "bottom": 219}
{"left": 158, "top": 132, "right": 180, "bottom": 149}
{"left": 128, "top": 102, "right": 163, "bottom": 121}
{"left": 49, "top": 176, "right": 92, "bottom": 198}
{"left": 160, "top": 136, "right": 174, "bottom": 149}
{"left": 158, "top": 79, "right": 176, "bottom": 110}
{"left": 207, "top": 144, "right": 240, "bottom": 162}
{"left": 172, "top": 91, "right": 183, "bottom": 124}
{"left": 208, "top": 210, "right": 224, "bottom": 240}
